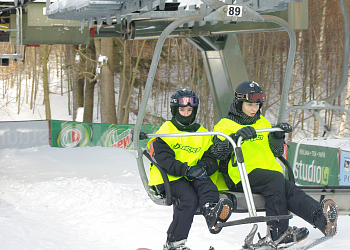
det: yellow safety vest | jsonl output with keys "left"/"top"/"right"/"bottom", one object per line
{"left": 208, "top": 170, "right": 229, "bottom": 191}
{"left": 213, "top": 116, "right": 282, "bottom": 185}
{"left": 148, "top": 121, "right": 212, "bottom": 186}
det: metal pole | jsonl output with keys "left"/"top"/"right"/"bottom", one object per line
{"left": 16, "top": 8, "right": 19, "bottom": 55}
{"left": 261, "top": 15, "right": 296, "bottom": 123}
{"left": 20, "top": 7, "right": 23, "bottom": 56}
{"left": 236, "top": 137, "right": 257, "bottom": 216}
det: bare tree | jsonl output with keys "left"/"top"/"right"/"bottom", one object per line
{"left": 101, "top": 38, "right": 117, "bottom": 124}
{"left": 338, "top": 57, "right": 350, "bottom": 136}
{"left": 72, "top": 45, "right": 84, "bottom": 121}
{"left": 117, "top": 39, "right": 130, "bottom": 123}
{"left": 123, "top": 40, "right": 146, "bottom": 124}
{"left": 82, "top": 40, "right": 98, "bottom": 123}
{"left": 94, "top": 38, "right": 102, "bottom": 120}
{"left": 313, "top": 0, "right": 327, "bottom": 136}
{"left": 42, "top": 44, "right": 52, "bottom": 119}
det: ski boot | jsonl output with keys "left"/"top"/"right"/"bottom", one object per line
{"left": 163, "top": 239, "right": 191, "bottom": 250}
{"left": 202, "top": 198, "right": 233, "bottom": 234}
{"left": 313, "top": 199, "right": 338, "bottom": 236}
{"left": 272, "top": 226, "right": 309, "bottom": 246}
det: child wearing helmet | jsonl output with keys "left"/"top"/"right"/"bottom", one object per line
{"left": 148, "top": 88, "right": 233, "bottom": 250}
{"left": 210, "top": 81, "right": 338, "bottom": 246}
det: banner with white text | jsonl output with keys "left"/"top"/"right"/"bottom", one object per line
{"left": 287, "top": 142, "right": 339, "bottom": 186}
{"left": 0, "top": 121, "right": 49, "bottom": 149}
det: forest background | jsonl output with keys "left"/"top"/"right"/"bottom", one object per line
{"left": 1, "top": 0, "right": 350, "bottom": 142}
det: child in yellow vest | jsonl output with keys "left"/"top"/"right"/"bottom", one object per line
{"left": 148, "top": 88, "right": 233, "bottom": 250}
{"left": 210, "top": 81, "right": 338, "bottom": 246}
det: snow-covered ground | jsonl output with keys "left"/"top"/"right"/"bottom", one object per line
{"left": 0, "top": 144, "right": 349, "bottom": 250}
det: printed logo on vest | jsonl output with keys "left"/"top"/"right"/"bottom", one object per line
{"left": 241, "top": 134, "right": 264, "bottom": 145}
{"left": 173, "top": 143, "right": 201, "bottom": 153}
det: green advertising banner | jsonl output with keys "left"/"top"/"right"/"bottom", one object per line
{"left": 50, "top": 120, "right": 160, "bottom": 149}
{"left": 287, "top": 142, "right": 339, "bottom": 186}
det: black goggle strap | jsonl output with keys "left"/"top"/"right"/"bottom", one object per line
{"left": 235, "top": 92, "right": 266, "bottom": 103}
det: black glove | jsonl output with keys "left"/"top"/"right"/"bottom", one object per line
{"left": 230, "top": 126, "right": 257, "bottom": 143}
{"left": 272, "top": 123, "right": 292, "bottom": 139}
{"left": 185, "top": 162, "right": 207, "bottom": 180}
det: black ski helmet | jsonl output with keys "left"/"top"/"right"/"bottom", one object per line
{"left": 170, "top": 88, "right": 199, "bottom": 123}
{"left": 234, "top": 81, "right": 266, "bottom": 111}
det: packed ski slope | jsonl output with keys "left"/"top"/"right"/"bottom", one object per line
{"left": 0, "top": 145, "right": 349, "bottom": 250}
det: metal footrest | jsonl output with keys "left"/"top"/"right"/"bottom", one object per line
{"left": 216, "top": 214, "right": 293, "bottom": 228}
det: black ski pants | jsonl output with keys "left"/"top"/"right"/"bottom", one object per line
{"left": 231, "top": 168, "right": 320, "bottom": 233}
{"left": 166, "top": 177, "right": 219, "bottom": 243}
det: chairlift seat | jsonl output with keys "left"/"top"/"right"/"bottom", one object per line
{"left": 144, "top": 150, "right": 267, "bottom": 214}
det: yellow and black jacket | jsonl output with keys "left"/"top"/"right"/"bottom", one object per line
{"left": 213, "top": 116, "right": 283, "bottom": 186}
{"left": 148, "top": 121, "right": 218, "bottom": 187}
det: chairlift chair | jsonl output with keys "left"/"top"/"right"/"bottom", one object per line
{"left": 131, "top": 0, "right": 350, "bottom": 248}
{"left": 131, "top": 3, "right": 301, "bottom": 246}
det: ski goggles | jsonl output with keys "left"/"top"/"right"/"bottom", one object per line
{"left": 235, "top": 92, "right": 266, "bottom": 103}
{"left": 171, "top": 96, "right": 199, "bottom": 107}
{"left": 179, "top": 96, "right": 199, "bottom": 106}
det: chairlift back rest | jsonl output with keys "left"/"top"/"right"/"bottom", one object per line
{"left": 143, "top": 150, "right": 173, "bottom": 206}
